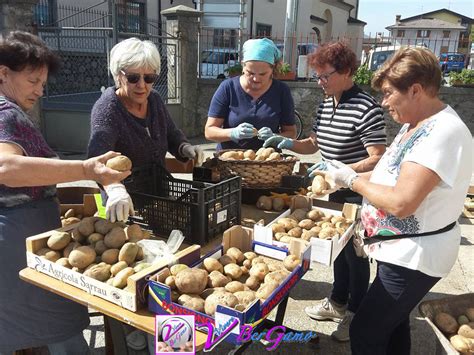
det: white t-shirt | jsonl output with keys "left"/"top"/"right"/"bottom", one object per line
{"left": 360, "top": 105, "right": 472, "bottom": 277}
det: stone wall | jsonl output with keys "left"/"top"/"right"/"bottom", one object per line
{"left": 195, "top": 79, "right": 474, "bottom": 143}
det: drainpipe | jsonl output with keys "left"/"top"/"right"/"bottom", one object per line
{"left": 249, "top": 0, "right": 254, "bottom": 37}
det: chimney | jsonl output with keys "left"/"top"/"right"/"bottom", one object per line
{"left": 396, "top": 15, "right": 401, "bottom": 25}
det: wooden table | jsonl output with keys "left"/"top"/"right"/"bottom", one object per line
{"left": 19, "top": 268, "right": 208, "bottom": 352}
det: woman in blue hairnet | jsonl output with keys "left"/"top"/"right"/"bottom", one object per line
{"left": 204, "top": 38, "right": 297, "bottom": 150}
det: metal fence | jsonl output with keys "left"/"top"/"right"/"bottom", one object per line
{"left": 198, "top": 29, "right": 472, "bottom": 79}
{"left": 34, "top": 1, "right": 178, "bottom": 107}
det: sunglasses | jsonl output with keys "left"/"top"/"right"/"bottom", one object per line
{"left": 120, "top": 70, "right": 158, "bottom": 84}
{"left": 314, "top": 69, "right": 337, "bottom": 83}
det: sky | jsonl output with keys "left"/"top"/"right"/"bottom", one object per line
{"left": 358, "top": 0, "right": 474, "bottom": 36}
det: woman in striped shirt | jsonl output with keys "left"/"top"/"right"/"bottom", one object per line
{"left": 264, "top": 41, "right": 387, "bottom": 342}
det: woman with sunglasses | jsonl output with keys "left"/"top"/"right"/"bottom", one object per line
{"left": 264, "top": 41, "right": 387, "bottom": 342}
{"left": 88, "top": 38, "right": 203, "bottom": 223}
{"left": 204, "top": 38, "right": 297, "bottom": 150}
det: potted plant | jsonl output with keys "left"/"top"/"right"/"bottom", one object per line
{"left": 224, "top": 63, "right": 243, "bottom": 78}
{"left": 275, "top": 62, "right": 296, "bottom": 81}
{"left": 449, "top": 69, "right": 474, "bottom": 87}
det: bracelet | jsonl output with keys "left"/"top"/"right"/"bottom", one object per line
{"left": 348, "top": 174, "right": 359, "bottom": 191}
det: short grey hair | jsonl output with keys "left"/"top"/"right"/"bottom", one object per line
{"left": 109, "top": 37, "right": 161, "bottom": 87}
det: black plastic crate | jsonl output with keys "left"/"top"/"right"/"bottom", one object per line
{"left": 124, "top": 164, "right": 241, "bottom": 245}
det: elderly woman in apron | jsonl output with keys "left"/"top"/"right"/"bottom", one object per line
{"left": 0, "top": 31, "right": 130, "bottom": 354}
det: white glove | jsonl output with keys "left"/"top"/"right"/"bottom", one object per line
{"left": 104, "top": 183, "right": 135, "bottom": 222}
{"left": 181, "top": 144, "right": 205, "bottom": 167}
{"left": 325, "top": 160, "right": 359, "bottom": 189}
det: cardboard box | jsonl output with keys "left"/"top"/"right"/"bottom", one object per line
{"left": 254, "top": 195, "right": 359, "bottom": 266}
{"left": 25, "top": 223, "right": 200, "bottom": 312}
{"left": 147, "top": 225, "right": 311, "bottom": 345}
{"left": 57, "top": 186, "right": 100, "bottom": 217}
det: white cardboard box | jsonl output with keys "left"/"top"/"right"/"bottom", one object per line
{"left": 254, "top": 195, "right": 359, "bottom": 266}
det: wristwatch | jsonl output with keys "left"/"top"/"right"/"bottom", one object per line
{"left": 348, "top": 174, "right": 359, "bottom": 191}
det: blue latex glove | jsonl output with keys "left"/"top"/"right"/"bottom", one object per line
{"left": 230, "top": 122, "right": 255, "bottom": 142}
{"left": 263, "top": 135, "right": 294, "bottom": 149}
{"left": 257, "top": 127, "right": 274, "bottom": 140}
{"left": 307, "top": 161, "right": 328, "bottom": 177}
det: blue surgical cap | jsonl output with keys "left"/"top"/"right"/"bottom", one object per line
{"left": 242, "top": 38, "right": 282, "bottom": 65}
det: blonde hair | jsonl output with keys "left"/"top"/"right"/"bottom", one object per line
{"left": 109, "top": 37, "right": 161, "bottom": 87}
{"left": 372, "top": 47, "right": 442, "bottom": 97}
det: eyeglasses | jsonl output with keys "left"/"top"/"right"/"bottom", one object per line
{"left": 120, "top": 70, "right": 158, "bottom": 84}
{"left": 314, "top": 69, "right": 337, "bottom": 83}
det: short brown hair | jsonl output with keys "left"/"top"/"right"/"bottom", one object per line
{"left": 0, "top": 31, "right": 60, "bottom": 74}
{"left": 371, "top": 47, "right": 441, "bottom": 96}
{"left": 308, "top": 41, "right": 357, "bottom": 76}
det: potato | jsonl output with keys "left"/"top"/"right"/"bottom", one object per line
{"left": 133, "top": 262, "right": 151, "bottom": 273}
{"left": 243, "top": 259, "right": 252, "bottom": 269}
{"left": 274, "top": 232, "right": 288, "bottom": 241}
{"left": 256, "top": 282, "right": 279, "bottom": 300}
{"left": 256, "top": 196, "right": 272, "bottom": 210}
{"left": 277, "top": 218, "right": 298, "bottom": 231}
{"left": 165, "top": 276, "right": 176, "bottom": 290}
{"left": 283, "top": 255, "right": 300, "bottom": 271}
{"left": 260, "top": 147, "right": 274, "bottom": 159}
{"left": 201, "top": 287, "right": 226, "bottom": 300}
{"left": 467, "top": 308, "right": 474, "bottom": 322}
{"left": 458, "top": 315, "right": 470, "bottom": 325}
{"left": 94, "top": 219, "right": 115, "bottom": 235}
{"left": 83, "top": 263, "right": 111, "bottom": 281}
{"left": 221, "top": 151, "right": 238, "bottom": 160}
{"left": 78, "top": 217, "right": 96, "bottom": 237}
{"left": 55, "top": 257, "right": 72, "bottom": 268}
{"left": 251, "top": 256, "right": 266, "bottom": 266}
{"left": 118, "top": 242, "right": 139, "bottom": 265}
{"left": 243, "top": 150, "right": 256, "bottom": 160}
{"left": 203, "top": 258, "right": 224, "bottom": 273}
{"left": 62, "top": 217, "right": 81, "bottom": 227}
{"left": 450, "top": 335, "right": 472, "bottom": 353}
{"left": 219, "top": 254, "right": 236, "bottom": 266}
{"left": 135, "top": 246, "right": 144, "bottom": 261}
{"left": 63, "top": 241, "right": 80, "bottom": 258}
{"left": 319, "top": 227, "right": 338, "bottom": 240}
{"left": 226, "top": 247, "right": 244, "bottom": 264}
{"left": 101, "top": 248, "right": 120, "bottom": 264}
{"left": 311, "top": 175, "right": 328, "bottom": 194}
{"left": 298, "top": 219, "right": 315, "bottom": 230}
{"left": 249, "top": 263, "right": 269, "bottom": 281}
{"left": 224, "top": 263, "right": 243, "bottom": 280}
{"left": 435, "top": 312, "right": 459, "bottom": 334}
{"left": 245, "top": 276, "right": 261, "bottom": 290}
{"left": 234, "top": 290, "right": 257, "bottom": 308}
{"left": 225, "top": 281, "right": 245, "bottom": 293}
{"left": 104, "top": 227, "right": 127, "bottom": 249}
{"left": 266, "top": 152, "right": 281, "bottom": 161}
{"left": 170, "top": 264, "right": 189, "bottom": 276}
{"left": 125, "top": 224, "right": 144, "bottom": 242}
{"left": 272, "top": 198, "right": 285, "bottom": 212}
{"left": 94, "top": 240, "right": 108, "bottom": 256}
{"left": 47, "top": 231, "right": 72, "bottom": 251}
{"left": 112, "top": 267, "right": 134, "bottom": 289}
{"left": 111, "top": 261, "right": 129, "bottom": 276}
{"left": 175, "top": 268, "right": 208, "bottom": 294}
{"left": 87, "top": 232, "right": 104, "bottom": 245}
{"left": 243, "top": 252, "right": 258, "bottom": 261}
{"left": 264, "top": 270, "right": 290, "bottom": 285}
{"left": 178, "top": 294, "right": 205, "bottom": 313}
{"left": 204, "top": 291, "right": 239, "bottom": 316}
{"left": 458, "top": 323, "right": 474, "bottom": 339}
{"left": 287, "top": 227, "right": 302, "bottom": 238}
{"left": 301, "top": 229, "right": 319, "bottom": 241}
{"left": 271, "top": 223, "right": 286, "bottom": 234}
{"left": 68, "top": 246, "right": 96, "bottom": 269}
{"left": 306, "top": 209, "right": 324, "bottom": 221}
{"left": 106, "top": 155, "right": 132, "bottom": 171}
{"left": 71, "top": 227, "right": 86, "bottom": 243}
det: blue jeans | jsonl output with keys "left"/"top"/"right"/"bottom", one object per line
{"left": 329, "top": 189, "right": 369, "bottom": 313}
{"left": 350, "top": 261, "right": 440, "bottom": 355}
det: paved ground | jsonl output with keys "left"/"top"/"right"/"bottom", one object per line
{"left": 58, "top": 138, "right": 473, "bottom": 355}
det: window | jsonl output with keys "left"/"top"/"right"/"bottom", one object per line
{"left": 117, "top": 0, "right": 146, "bottom": 34}
{"left": 213, "top": 29, "right": 237, "bottom": 48}
{"left": 443, "top": 30, "right": 450, "bottom": 38}
{"left": 417, "top": 30, "right": 430, "bottom": 38}
{"left": 396, "top": 30, "right": 405, "bottom": 38}
{"left": 34, "top": 0, "right": 57, "bottom": 27}
{"left": 256, "top": 23, "right": 272, "bottom": 37}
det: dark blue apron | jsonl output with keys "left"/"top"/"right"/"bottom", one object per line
{"left": 0, "top": 198, "right": 89, "bottom": 352}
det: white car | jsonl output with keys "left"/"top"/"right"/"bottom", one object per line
{"left": 200, "top": 48, "right": 239, "bottom": 78}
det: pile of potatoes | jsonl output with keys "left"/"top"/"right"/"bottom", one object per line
{"left": 434, "top": 309, "right": 474, "bottom": 353}
{"left": 270, "top": 207, "right": 352, "bottom": 244}
{"left": 37, "top": 217, "right": 152, "bottom": 289}
{"left": 220, "top": 147, "right": 286, "bottom": 162}
{"left": 152, "top": 247, "right": 301, "bottom": 316}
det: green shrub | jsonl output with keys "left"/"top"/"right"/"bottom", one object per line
{"left": 278, "top": 62, "right": 292, "bottom": 74}
{"left": 224, "top": 63, "right": 243, "bottom": 76}
{"left": 449, "top": 69, "right": 474, "bottom": 85}
{"left": 353, "top": 66, "right": 374, "bottom": 86}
